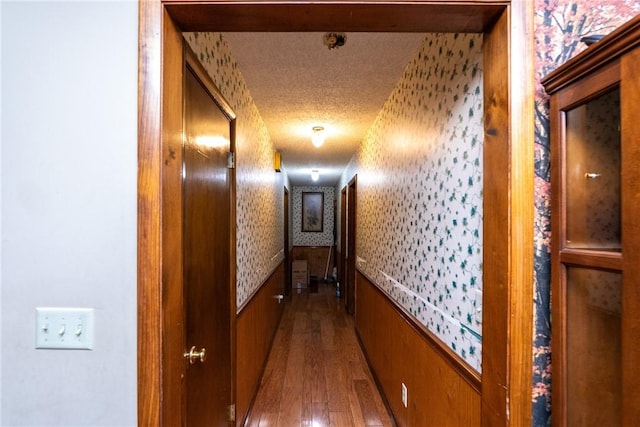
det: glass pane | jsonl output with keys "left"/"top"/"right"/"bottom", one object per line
{"left": 566, "top": 267, "right": 621, "bottom": 426}
{"left": 565, "top": 88, "right": 621, "bottom": 250}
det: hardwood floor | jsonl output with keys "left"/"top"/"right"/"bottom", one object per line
{"left": 245, "top": 282, "right": 396, "bottom": 427}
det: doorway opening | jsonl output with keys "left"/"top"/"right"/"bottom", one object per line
{"left": 138, "top": 2, "right": 534, "bottom": 425}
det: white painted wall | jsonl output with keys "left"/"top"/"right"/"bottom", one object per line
{"left": 1, "top": 2, "right": 138, "bottom": 425}
{"left": 0, "top": 1, "right": 3, "bottom": 418}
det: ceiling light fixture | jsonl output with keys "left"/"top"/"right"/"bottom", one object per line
{"left": 311, "top": 170, "right": 320, "bottom": 182}
{"left": 323, "top": 32, "right": 347, "bottom": 50}
{"left": 311, "top": 126, "right": 325, "bottom": 148}
{"left": 274, "top": 151, "right": 282, "bottom": 172}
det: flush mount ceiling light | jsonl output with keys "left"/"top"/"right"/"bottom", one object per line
{"left": 311, "top": 126, "right": 325, "bottom": 148}
{"left": 311, "top": 169, "right": 320, "bottom": 182}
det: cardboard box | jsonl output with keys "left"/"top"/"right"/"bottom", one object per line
{"left": 292, "top": 260, "right": 308, "bottom": 288}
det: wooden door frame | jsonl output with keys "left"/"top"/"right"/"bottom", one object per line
{"left": 284, "top": 186, "right": 290, "bottom": 296}
{"left": 346, "top": 175, "right": 357, "bottom": 314}
{"left": 138, "top": 1, "right": 534, "bottom": 425}
{"left": 340, "top": 186, "right": 347, "bottom": 292}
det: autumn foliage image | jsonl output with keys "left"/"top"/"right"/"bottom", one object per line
{"left": 532, "top": 0, "right": 639, "bottom": 424}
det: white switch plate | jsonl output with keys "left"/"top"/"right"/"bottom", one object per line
{"left": 36, "top": 307, "right": 94, "bottom": 350}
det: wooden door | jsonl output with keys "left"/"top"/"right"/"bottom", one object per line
{"left": 340, "top": 187, "right": 347, "bottom": 299}
{"left": 346, "top": 176, "right": 357, "bottom": 314}
{"left": 183, "top": 49, "right": 234, "bottom": 426}
{"left": 284, "top": 187, "right": 290, "bottom": 296}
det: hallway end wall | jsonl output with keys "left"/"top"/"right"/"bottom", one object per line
{"left": 290, "top": 186, "right": 335, "bottom": 280}
{"left": 292, "top": 186, "right": 335, "bottom": 247}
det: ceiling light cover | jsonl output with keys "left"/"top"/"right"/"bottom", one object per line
{"left": 311, "top": 126, "right": 325, "bottom": 147}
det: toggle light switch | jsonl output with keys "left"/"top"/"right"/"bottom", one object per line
{"left": 36, "top": 308, "right": 94, "bottom": 350}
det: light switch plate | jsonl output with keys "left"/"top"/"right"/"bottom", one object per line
{"left": 36, "top": 307, "right": 94, "bottom": 349}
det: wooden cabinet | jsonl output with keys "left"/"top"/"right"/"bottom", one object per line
{"left": 542, "top": 16, "right": 640, "bottom": 427}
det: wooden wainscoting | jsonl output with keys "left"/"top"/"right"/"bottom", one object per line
{"left": 355, "top": 271, "right": 481, "bottom": 426}
{"left": 236, "top": 262, "right": 286, "bottom": 426}
{"left": 291, "top": 246, "right": 336, "bottom": 280}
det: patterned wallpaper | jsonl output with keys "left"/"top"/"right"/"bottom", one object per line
{"left": 184, "top": 32, "right": 287, "bottom": 311}
{"left": 292, "top": 186, "right": 335, "bottom": 247}
{"left": 339, "top": 33, "right": 484, "bottom": 371}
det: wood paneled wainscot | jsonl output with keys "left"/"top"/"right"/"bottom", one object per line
{"left": 356, "top": 271, "right": 481, "bottom": 426}
{"left": 236, "top": 263, "right": 286, "bottom": 426}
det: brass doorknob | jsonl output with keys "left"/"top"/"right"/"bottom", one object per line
{"left": 184, "top": 346, "right": 206, "bottom": 364}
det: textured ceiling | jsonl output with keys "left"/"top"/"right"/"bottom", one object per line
{"left": 222, "top": 32, "right": 426, "bottom": 186}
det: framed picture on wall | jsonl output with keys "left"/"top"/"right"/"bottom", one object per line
{"left": 301, "top": 192, "right": 324, "bottom": 232}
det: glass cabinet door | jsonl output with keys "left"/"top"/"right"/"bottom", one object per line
{"left": 566, "top": 267, "right": 621, "bottom": 426}
{"left": 565, "top": 88, "right": 621, "bottom": 251}
{"left": 555, "top": 81, "right": 624, "bottom": 427}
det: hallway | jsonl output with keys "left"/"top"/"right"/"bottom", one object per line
{"left": 245, "top": 282, "right": 395, "bottom": 426}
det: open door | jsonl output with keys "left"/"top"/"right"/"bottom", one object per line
{"left": 346, "top": 175, "right": 357, "bottom": 314}
{"left": 340, "top": 186, "right": 347, "bottom": 300}
{"left": 284, "top": 186, "right": 290, "bottom": 296}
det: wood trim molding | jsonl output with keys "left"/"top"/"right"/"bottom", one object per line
{"left": 559, "top": 249, "right": 623, "bottom": 271}
{"left": 541, "top": 16, "right": 640, "bottom": 93}
{"left": 621, "top": 44, "right": 640, "bottom": 425}
{"left": 158, "top": 9, "right": 186, "bottom": 427}
{"left": 505, "top": 2, "right": 535, "bottom": 423}
{"left": 137, "top": 0, "right": 165, "bottom": 424}
{"left": 482, "top": 3, "right": 534, "bottom": 426}
{"left": 164, "top": 2, "right": 504, "bottom": 33}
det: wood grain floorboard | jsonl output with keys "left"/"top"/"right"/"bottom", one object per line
{"left": 258, "top": 412, "right": 279, "bottom": 427}
{"left": 354, "top": 380, "right": 383, "bottom": 426}
{"left": 245, "top": 283, "right": 395, "bottom": 426}
{"left": 325, "top": 350, "right": 349, "bottom": 412}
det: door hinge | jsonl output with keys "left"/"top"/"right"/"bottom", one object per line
{"left": 227, "top": 403, "right": 236, "bottom": 422}
{"left": 227, "top": 152, "right": 235, "bottom": 169}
